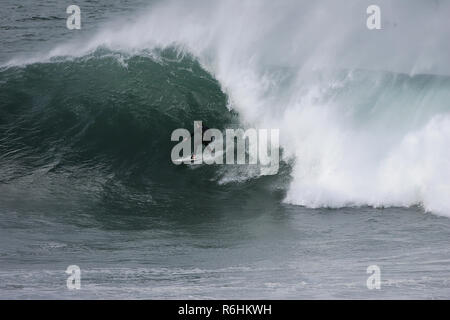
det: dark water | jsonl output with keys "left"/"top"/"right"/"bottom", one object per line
{"left": 1, "top": 0, "right": 450, "bottom": 299}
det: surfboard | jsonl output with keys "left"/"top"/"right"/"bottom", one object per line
{"left": 173, "top": 140, "right": 228, "bottom": 164}
{"left": 173, "top": 149, "right": 225, "bottom": 164}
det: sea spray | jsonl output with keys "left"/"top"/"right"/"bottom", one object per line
{"left": 3, "top": 0, "right": 450, "bottom": 215}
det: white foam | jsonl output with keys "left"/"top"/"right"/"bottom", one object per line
{"left": 5, "top": 0, "right": 450, "bottom": 216}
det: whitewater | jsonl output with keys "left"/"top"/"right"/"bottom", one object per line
{"left": 1, "top": 0, "right": 450, "bottom": 299}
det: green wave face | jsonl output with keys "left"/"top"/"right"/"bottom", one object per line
{"left": 0, "top": 49, "right": 231, "bottom": 161}
{"left": 0, "top": 49, "right": 289, "bottom": 220}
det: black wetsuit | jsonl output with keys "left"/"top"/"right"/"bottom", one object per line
{"left": 191, "top": 125, "right": 213, "bottom": 160}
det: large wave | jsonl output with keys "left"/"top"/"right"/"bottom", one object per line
{"left": 2, "top": 0, "right": 450, "bottom": 216}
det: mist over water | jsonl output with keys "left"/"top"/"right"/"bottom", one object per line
{"left": 10, "top": 0, "right": 448, "bottom": 215}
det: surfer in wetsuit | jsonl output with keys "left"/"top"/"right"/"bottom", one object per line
{"left": 186, "top": 122, "right": 214, "bottom": 161}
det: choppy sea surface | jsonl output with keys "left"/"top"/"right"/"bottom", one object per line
{"left": 1, "top": 0, "right": 450, "bottom": 299}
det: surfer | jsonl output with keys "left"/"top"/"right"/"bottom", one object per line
{"left": 184, "top": 122, "right": 214, "bottom": 160}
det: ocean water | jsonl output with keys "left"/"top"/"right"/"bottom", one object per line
{"left": 1, "top": 0, "right": 450, "bottom": 299}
